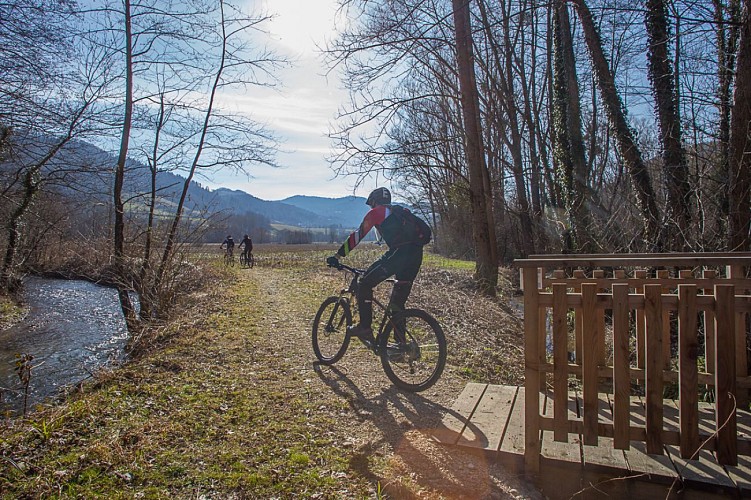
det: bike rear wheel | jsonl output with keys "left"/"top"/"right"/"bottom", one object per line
{"left": 312, "top": 296, "right": 352, "bottom": 364}
{"left": 248, "top": 253, "right": 255, "bottom": 268}
{"left": 380, "top": 309, "right": 446, "bottom": 392}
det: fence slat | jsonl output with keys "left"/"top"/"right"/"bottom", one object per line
{"left": 593, "top": 270, "right": 607, "bottom": 366}
{"left": 715, "top": 284, "right": 738, "bottom": 466}
{"left": 553, "top": 284, "right": 569, "bottom": 442}
{"left": 613, "top": 283, "right": 630, "bottom": 450}
{"left": 581, "top": 283, "right": 599, "bottom": 446}
{"left": 635, "top": 270, "right": 647, "bottom": 375}
{"left": 657, "top": 270, "right": 672, "bottom": 369}
{"left": 703, "top": 269, "right": 716, "bottom": 376}
{"left": 678, "top": 285, "right": 699, "bottom": 459}
{"left": 728, "top": 265, "right": 748, "bottom": 408}
{"left": 573, "top": 269, "right": 585, "bottom": 364}
{"left": 522, "top": 267, "right": 542, "bottom": 473}
{"left": 645, "top": 284, "right": 665, "bottom": 455}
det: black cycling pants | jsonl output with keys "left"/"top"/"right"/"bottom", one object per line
{"left": 357, "top": 244, "right": 423, "bottom": 329}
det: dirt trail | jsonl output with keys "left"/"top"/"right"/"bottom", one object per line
{"left": 242, "top": 265, "right": 543, "bottom": 499}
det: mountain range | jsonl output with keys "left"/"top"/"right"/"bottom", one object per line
{"left": 202, "top": 188, "right": 369, "bottom": 229}
{"left": 1, "top": 134, "right": 370, "bottom": 230}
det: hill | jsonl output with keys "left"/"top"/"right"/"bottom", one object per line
{"left": 0, "top": 135, "right": 368, "bottom": 230}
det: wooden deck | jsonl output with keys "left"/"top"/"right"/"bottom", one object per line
{"left": 433, "top": 383, "right": 751, "bottom": 497}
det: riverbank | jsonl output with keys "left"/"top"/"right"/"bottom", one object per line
{"left": 0, "top": 293, "right": 26, "bottom": 331}
{"left": 0, "top": 245, "right": 540, "bottom": 498}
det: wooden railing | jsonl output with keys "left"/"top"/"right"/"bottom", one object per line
{"left": 514, "top": 253, "right": 751, "bottom": 473}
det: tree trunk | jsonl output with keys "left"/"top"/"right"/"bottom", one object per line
{"left": 452, "top": 0, "right": 498, "bottom": 294}
{"left": 113, "top": 0, "right": 138, "bottom": 329}
{"left": 570, "top": 0, "right": 663, "bottom": 251}
{"left": 728, "top": 0, "right": 751, "bottom": 251}
{"left": 552, "top": 0, "right": 596, "bottom": 253}
{"left": 715, "top": 0, "right": 741, "bottom": 247}
{"left": 478, "top": 0, "right": 536, "bottom": 256}
{"left": 645, "top": 0, "right": 692, "bottom": 249}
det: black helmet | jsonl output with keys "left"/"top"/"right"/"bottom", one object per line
{"left": 366, "top": 187, "right": 391, "bottom": 207}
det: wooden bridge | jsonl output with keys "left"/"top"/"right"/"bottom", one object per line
{"left": 434, "top": 253, "right": 751, "bottom": 496}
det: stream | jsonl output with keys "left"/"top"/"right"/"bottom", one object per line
{"left": 0, "top": 277, "right": 131, "bottom": 415}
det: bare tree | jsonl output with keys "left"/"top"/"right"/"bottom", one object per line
{"left": 153, "top": 0, "right": 281, "bottom": 310}
{"left": 452, "top": 0, "right": 498, "bottom": 293}
{"left": 551, "top": 0, "right": 596, "bottom": 252}
{"left": 645, "top": 0, "right": 692, "bottom": 249}
{"left": 570, "top": 0, "right": 663, "bottom": 251}
{"left": 0, "top": 1, "right": 115, "bottom": 291}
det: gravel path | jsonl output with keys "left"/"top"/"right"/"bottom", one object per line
{"left": 243, "top": 265, "right": 543, "bottom": 499}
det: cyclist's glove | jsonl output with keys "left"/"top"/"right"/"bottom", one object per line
{"left": 326, "top": 255, "right": 339, "bottom": 268}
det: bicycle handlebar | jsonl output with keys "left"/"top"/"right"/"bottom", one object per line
{"left": 327, "top": 259, "right": 365, "bottom": 275}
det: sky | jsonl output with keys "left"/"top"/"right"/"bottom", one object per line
{"left": 206, "top": 0, "right": 377, "bottom": 202}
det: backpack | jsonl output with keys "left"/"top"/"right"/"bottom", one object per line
{"left": 380, "top": 205, "right": 432, "bottom": 247}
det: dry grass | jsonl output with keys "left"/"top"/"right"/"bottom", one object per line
{"left": 0, "top": 244, "right": 537, "bottom": 499}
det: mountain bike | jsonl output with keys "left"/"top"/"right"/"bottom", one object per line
{"left": 223, "top": 247, "right": 235, "bottom": 266}
{"left": 312, "top": 260, "right": 447, "bottom": 392}
{"left": 240, "top": 251, "right": 255, "bottom": 268}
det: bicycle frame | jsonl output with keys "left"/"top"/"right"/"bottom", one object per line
{"left": 335, "top": 264, "right": 400, "bottom": 353}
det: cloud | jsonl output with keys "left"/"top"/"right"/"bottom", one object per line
{"left": 205, "top": 0, "right": 372, "bottom": 200}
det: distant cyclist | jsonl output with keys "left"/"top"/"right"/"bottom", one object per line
{"left": 220, "top": 235, "right": 235, "bottom": 257}
{"left": 326, "top": 187, "right": 431, "bottom": 343}
{"left": 239, "top": 234, "right": 253, "bottom": 261}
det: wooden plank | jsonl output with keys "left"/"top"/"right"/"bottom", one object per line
{"left": 645, "top": 284, "right": 664, "bottom": 455}
{"left": 663, "top": 400, "right": 735, "bottom": 488}
{"left": 622, "top": 398, "right": 679, "bottom": 479}
{"left": 523, "top": 267, "right": 542, "bottom": 473}
{"left": 612, "top": 284, "right": 631, "bottom": 450}
{"left": 433, "top": 382, "right": 486, "bottom": 445}
{"left": 552, "top": 283, "right": 569, "bottom": 442}
{"left": 678, "top": 284, "right": 700, "bottom": 458}
{"left": 715, "top": 284, "right": 738, "bottom": 466}
{"left": 516, "top": 254, "right": 751, "bottom": 268}
{"left": 462, "top": 384, "right": 517, "bottom": 450}
{"left": 500, "top": 386, "right": 526, "bottom": 455}
{"left": 541, "top": 391, "right": 582, "bottom": 464}
{"left": 726, "top": 454, "right": 751, "bottom": 495}
{"left": 581, "top": 394, "right": 628, "bottom": 469}
{"left": 581, "top": 283, "right": 599, "bottom": 446}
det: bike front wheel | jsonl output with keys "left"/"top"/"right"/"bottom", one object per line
{"left": 380, "top": 309, "right": 446, "bottom": 392}
{"left": 312, "top": 296, "right": 352, "bottom": 364}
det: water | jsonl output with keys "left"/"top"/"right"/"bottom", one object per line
{"left": 0, "top": 277, "right": 130, "bottom": 415}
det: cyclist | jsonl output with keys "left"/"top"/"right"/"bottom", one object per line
{"left": 220, "top": 234, "right": 235, "bottom": 257}
{"left": 326, "top": 187, "right": 430, "bottom": 343}
{"left": 239, "top": 233, "right": 253, "bottom": 262}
